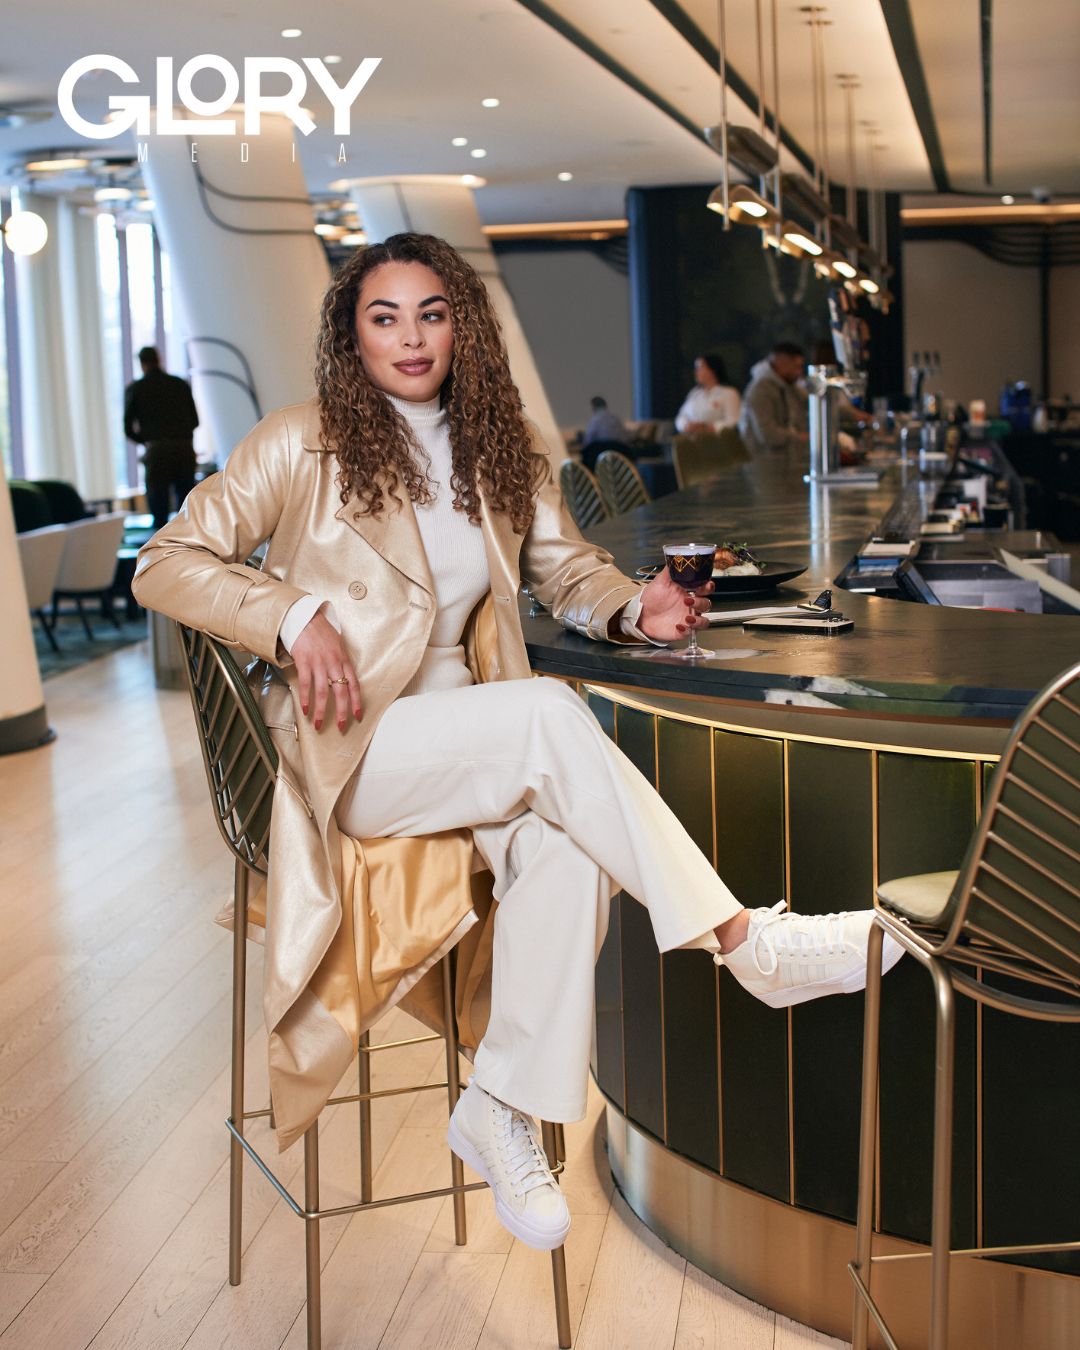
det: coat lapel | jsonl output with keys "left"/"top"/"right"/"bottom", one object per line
{"left": 300, "top": 397, "right": 435, "bottom": 596}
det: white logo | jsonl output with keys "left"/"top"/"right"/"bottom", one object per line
{"left": 57, "top": 54, "right": 381, "bottom": 139}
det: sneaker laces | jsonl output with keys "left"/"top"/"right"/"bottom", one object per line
{"left": 492, "top": 1100, "right": 555, "bottom": 1199}
{"left": 750, "top": 902, "right": 849, "bottom": 977}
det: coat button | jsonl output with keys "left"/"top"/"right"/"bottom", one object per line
{"left": 348, "top": 581, "right": 367, "bottom": 600}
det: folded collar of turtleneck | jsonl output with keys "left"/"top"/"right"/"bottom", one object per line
{"left": 387, "top": 391, "right": 446, "bottom": 424}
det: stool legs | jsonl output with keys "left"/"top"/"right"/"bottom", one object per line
{"left": 542, "top": 1120, "right": 572, "bottom": 1350}
{"left": 851, "top": 920, "right": 884, "bottom": 1350}
{"left": 928, "top": 963, "right": 956, "bottom": 1350}
{"left": 357, "top": 1031, "right": 373, "bottom": 1204}
{"left": 441, "top": 956, "right": 468, "bottom": 1246}
{"left": 228, "top": 860, "right": 248, "bottom": 1287}
{"left": 304, "top": 1124, "right": 322, "bottom": 1350}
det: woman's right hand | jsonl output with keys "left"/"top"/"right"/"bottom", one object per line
{"left": 291, "top": 612, "right": 363, "bottom": 732}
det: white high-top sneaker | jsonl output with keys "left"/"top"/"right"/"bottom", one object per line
{"left": 718, "top": 903, "right": 904, "bottom": 1008}
{"left": 447, "top": 1080, "right": 570, "bottom": 1251}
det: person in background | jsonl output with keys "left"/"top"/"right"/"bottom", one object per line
{"left": 582, "top": 396, "right": 628, "bottom": 448}
{"left": 739, "top": 342, "right": 809, "bottom": 455}
{"left": 124, "top": 346, "right": 200, "bottom": 530}
{"left": 674, "top": 353, "right": 741, "bottom": 435}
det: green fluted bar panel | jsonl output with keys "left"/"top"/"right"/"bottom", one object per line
{"left": 714, "top": 729, "right": 789, "bottom": 1201}
{"left": 615, "top": 705, "right": 665, "bottom": 1142}
{"left": 588, "top": 691, "right": 624, "bottom": 1106}
{"left": 788, "top": 742, "right": 873, "bottom": 1221}
{"left": 877, "top": 753, "right": 977, "bottom": 1249}
{"left": 657, "top": 718, "right": 719, "bottom": 1172}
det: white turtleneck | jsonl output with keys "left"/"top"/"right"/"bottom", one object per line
{"left": 277, "top": 394, "right": 657, "bottom": 682}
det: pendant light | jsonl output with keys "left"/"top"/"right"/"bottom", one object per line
{"left": 707, "top": 182, "right": 779, "bottom": 224}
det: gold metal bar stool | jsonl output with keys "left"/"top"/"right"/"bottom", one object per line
{"left": 849, "top": 658, "right": 1080, "bottom": 1350}
{"left": 177, "top": 623, "right": 573, "bottom": 1348}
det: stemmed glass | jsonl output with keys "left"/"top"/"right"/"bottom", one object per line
{"left": 663, "top": 542, "right": 717, "bottom": 660}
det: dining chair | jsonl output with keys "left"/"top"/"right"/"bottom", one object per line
{"left": 558, "top": 459, "right": 608, "bottom": 532}
{"left": 595, "top": 450, "right": 650, "bottom": 516}
{"left": 850, "top": 658, "right": 1080, "bottom": 1350}
{"left": 176, "top": 623, "right": 573, "bottom": 1349}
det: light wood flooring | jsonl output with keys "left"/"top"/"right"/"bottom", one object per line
{"left": 0, "top": 643, "right": 847, "bottom": 1350}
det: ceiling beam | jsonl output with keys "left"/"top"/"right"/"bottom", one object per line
{"left": 877, "top": 0, "right": 950, "bottom": 192}
{"left": 510, "top": 0, "right": 707, "bottom": 147}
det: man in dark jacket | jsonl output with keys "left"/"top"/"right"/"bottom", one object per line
{"left": 124, "top": 347, "right": 200, "bottom": 529}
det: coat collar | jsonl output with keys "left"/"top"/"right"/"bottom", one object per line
{"left": 299, "top": 397, "right": 524, "bottom": 597}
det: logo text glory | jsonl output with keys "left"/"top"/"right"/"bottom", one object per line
{"left": 58, "top": 55, "right": 381, "bottom": 139}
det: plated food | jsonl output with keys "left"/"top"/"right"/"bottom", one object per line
{"left": 713, "top": 542, "right": 763, "bottom": 577}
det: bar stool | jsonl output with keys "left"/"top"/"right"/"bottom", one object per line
{"left": 558, "top": 460, "right": 608, "bottom": 531}
{"left": 850, "top": 658, "right": 1080, "bottom": 1350}
{"left": 595, "top": 450, "right": 650, "bottom": 516}
{"left": 175, "top": 623, "right": 573, "bottom": 1349}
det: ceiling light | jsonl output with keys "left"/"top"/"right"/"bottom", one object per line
{"left": 557, "top": 172, "right": 573, "bottom": 182}
{"left": 858, "top": 274, "right": 880, "bottom": 294}
{"left": 707, "top": 183, "right": 778, "bottom": 225}
{"left": 452, "top": 137, "right": 468, "bottom": 147}
{"left": 339, "top": 231, "right": 367, "bottom": 246}
{"left": 470, "top": 148, "right": 487, "bottom": 159}
{"left": 461, "top": 174, "right": 482, "bottom": 186}
{"left": 314, "top": 222, "right": 343, "bottom": 237}
{"left": 1001, "top": 194, "right": 1015, "bottom": 204}
{"left": 2, "top": 211, "right": 49, "bottom": 256}
{"left": 23, "top": 153, "right": 90, "bottom": 172}
{"left": 281, "top": 28, "right": 302, "bottom": 38}
{"left": 481, "top": 98, "right": 500, "bottom": 108}
{"left": 94, "top": 187, "right": 133, "bottom": 202}
{"left": 324, "top": 55, "right": 342, "bottom": 65}
{"left": 832, "top": 256, "right": 858, "bottom": 279}
{"left": 780, "top": 173, "right": 830, "bottom": 222}
{"left": 136, "top": 199, "right": 155, "bottom": 212}
{"left": 781, "top": 222, "right": 823, "bottom": 256}
{"left": 704, "top": 123, "right": 778, "bottom": 178}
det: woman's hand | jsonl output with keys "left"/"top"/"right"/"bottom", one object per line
{"left": 637, "top": 570, "right": 714, "bottom": 642}
{"left": 291, "top": 612, "right": 363, "bottom": 732}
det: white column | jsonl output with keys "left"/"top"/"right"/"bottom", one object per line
{"left": 0, "top": 455, "right": 51, "bottom": 754}
{"left": 141, "top": 112, "right": 330, "bottom": 461}
{"left": 14, "top": 194, "right": 115, "bottom": 499}
{"left": 347, "top": 177, "right": 564, "bottom": 459}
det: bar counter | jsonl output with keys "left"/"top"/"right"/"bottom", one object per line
{"left": 522, "top": 453, "right": 1079, "bottom": 1348}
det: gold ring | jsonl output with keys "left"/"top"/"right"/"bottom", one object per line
{"left": 328, "top": 676, "right": 348, "bottom": 685}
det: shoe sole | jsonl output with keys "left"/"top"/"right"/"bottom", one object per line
{"left": 755, "top": 932, "right": 907, "bottom": 1009}
{"left": 447, "top": 1118, "right": 571, "bottom": 1252}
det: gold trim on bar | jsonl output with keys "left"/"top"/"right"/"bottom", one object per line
{"left": 583, "top": 684, "right": 1005, "bottom": 761}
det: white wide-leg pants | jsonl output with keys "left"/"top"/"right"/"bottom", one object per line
{"left": 337, "top": 676, "right": 742, "bottom": 1122}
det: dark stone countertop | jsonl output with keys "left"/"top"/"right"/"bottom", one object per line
{"left": 523, "top": 453, "right": 1080, "bottom": 721}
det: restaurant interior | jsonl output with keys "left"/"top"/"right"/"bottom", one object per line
{"left": 1, "top": 3, "right": 1078, "bottom": 1348}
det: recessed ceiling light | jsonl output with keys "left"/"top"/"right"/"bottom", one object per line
{"left": 94, "top": 187, "right": 132, "bottom": 202}
{"left": 324, "top": 55, "right": 342, "bottom": 65}
{"left": 281, "top": 28, "right": 302, "bottom": 38}
{"left": 340, "top": 231, "right": 368, "bottom": 246}
{"left": 557, "top": 172, "right": 573, "bottom": 182}
{"left": 470, "top": 148, "right": 487, "bottom": 159}
{"left": 24, "top": 154, "right": 90, "bottom": 171}
{"left": 481, "top": 98, "right": 500, "bottom": 108}
{"left": 1001, "top": 194, "right": 1015, "bottom": 204}
{"left": 452, "top": 137, "right": 468, "bottom": 147}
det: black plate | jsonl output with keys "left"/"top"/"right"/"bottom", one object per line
{"left": 710, "top": 560, "right": 806, "bottom": 595}
{"left": 635, "top": 559, "right": 806, "bottom": 595}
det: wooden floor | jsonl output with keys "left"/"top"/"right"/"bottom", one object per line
{"left": 0, "top": 643, "right": 847, "bottom": 1350}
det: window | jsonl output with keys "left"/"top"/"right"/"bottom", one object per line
{"left": 95, "top": 212, "right": 130, "bottom": 488}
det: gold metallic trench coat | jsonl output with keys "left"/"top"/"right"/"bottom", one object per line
{"left": 132, "top": 398, "right": 645, "bottom": 1149}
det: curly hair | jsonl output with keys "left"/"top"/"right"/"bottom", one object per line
{"left": 314, "top": 232, "right": 547, "bottom": 533}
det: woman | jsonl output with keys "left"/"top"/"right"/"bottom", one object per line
{"left": 674, "top": 352, "right": 742, "bottom": 434}
{"left": 134, "top": 233, "right": 900, "bottom": 1254}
